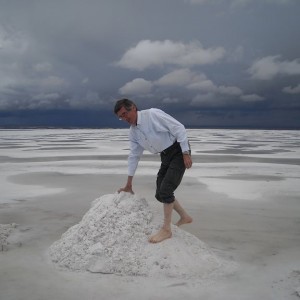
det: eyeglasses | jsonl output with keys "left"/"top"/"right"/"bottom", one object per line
{"left": 118, "top": 108, "right": 132, "bottom": 120}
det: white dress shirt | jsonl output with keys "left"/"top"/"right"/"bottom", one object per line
{"left": 128, "top": 108, "right": 190, "bottom": 176}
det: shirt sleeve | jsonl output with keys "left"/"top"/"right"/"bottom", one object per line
{"left": 150, "top": 109, "right": 190, "bottom": 152}
{"left": 128, "top": 137, "right": 144, "bottom": 177}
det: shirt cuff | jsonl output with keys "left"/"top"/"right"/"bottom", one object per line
{"left": 180, "top": 140, "right": 190, "bottom": 153}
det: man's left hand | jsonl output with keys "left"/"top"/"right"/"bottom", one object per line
{"left": 183, "top": 154, "right": 192, "bottom": 169}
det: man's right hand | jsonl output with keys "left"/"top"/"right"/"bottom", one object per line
{"left": 118, "top": 185, "right": 134, "bottom": 194}
{"left": 118, "top": 176, "right": 134, "bottom": 194}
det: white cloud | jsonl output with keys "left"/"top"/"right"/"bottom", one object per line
{"left": 188, "top": 79, "right": 216, "bottom": 92}
{"left": 120, "top": 68, "right": 261, "bottom": 105}
{"left": 156, "top": 68, "right": 203, "bottom": 87}
{"left": 191, "top": 91, "right": 265, "bottom": 107}
{"left": 240, "top": 94, "right": 265, "bottom": 102}
{"left": 155, "top": 68, "right": 216, "bottom": 93}
{"left": 282, "top": 83, "right": 300, "bottom": 94}
{"left": 218, "top": 85, "right": 243, "bottom": 96}
{"left": 248, "top": 55, "right": 300, "bottom": 80}
{"left": 116, "top": 40, "right": 225, "bottom": 70}
{"left": 155, "top": 68, "right": 244, "bottom": 98}
{"left": 119, "top": 78, "right": 153, "bottom": 95}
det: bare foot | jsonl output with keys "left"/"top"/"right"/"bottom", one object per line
{"left": 175, "top": 216, "right": 193, "bottom": 226}
{"left": 149, "top": 228, "right": 172, "bottom": 243}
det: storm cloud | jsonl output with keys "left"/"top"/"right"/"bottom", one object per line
{"left": 0, "top": 0, "right": 299, "bottom": 128}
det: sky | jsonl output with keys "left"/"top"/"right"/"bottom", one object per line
{"left": 0, "top": 0, "right": 299, "bottom": 129}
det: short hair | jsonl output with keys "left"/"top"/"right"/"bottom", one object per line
{"left": 114, "top": 98, "right": 137, "bottom": 114}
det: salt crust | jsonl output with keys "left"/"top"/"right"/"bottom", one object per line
{"left": 48, "top": 192, "right": 231, "bottom": 279}
{"left": 0, "top": 223, "right": 18, "bottom": 251}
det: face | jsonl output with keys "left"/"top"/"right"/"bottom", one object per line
{"left": 117, "top": 105, "right": 137, "bottom": 125}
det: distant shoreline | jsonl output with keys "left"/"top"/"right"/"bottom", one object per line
{"left": 0, "top": 126, "right": 299, "bottom": 130}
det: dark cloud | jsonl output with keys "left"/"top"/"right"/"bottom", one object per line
{"left": 0, "top": 0, "right": 299, "bottom": 128}
{"left": 0, "top": 109, "right": 120, "bottom": 128}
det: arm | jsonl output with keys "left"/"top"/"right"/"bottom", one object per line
{"left": 118, "top": 135, "right": 144, "bottom": 194}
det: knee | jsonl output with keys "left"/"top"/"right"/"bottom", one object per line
{"left": 155, "top": 191, "right": 175, "bottom": 204}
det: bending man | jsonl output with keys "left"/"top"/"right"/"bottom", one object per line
{"left": 114, "top": 99, "right": 193, "bottom": 243}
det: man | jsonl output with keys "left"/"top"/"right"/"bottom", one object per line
{"left": 114, "top": 98, "right": 193, "bottom": 243}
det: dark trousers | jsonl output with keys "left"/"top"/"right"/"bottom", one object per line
{"left": 155, "top": 142, "right": 186, "bottom": 204}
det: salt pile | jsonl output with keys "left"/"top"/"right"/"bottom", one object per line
{"left": 49, "top": 193, "right": 230, "bottom": 279}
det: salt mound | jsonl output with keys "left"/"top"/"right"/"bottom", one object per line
{"left": 49, "top": 193, "right": 230, "bottom": 279}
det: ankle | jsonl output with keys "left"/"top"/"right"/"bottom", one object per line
{"left": 162, "top": 224, "right": 172, "bottom": 232}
